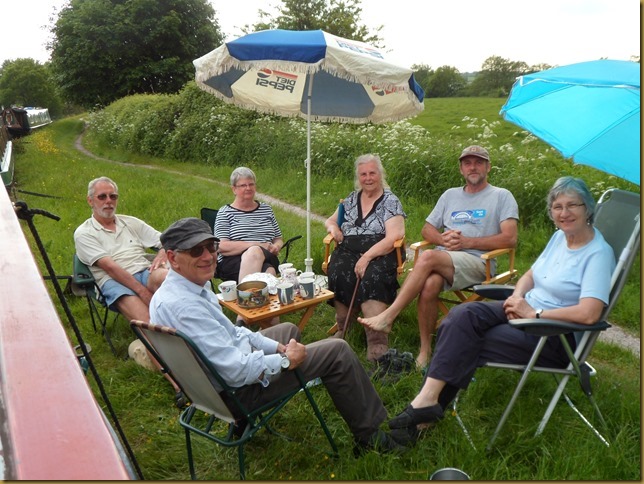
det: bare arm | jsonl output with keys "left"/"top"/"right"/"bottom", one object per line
{"left": 354, "top": 215, "right": 405, "bottom": 277}
{"left": 325, "top": 208, "right": 343, "bottom": 244}
{"left": 425, "top": 218, "right": 518, "bottom": 252}
{"left": 504, "top": 269, "right": 605, "bottom": 325}
{"left": 218, "top": 239, "right": 280, "bottom": 256}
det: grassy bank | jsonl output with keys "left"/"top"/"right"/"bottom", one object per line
{"left": 10, "top": 110, "right": 640, "bottom": 480}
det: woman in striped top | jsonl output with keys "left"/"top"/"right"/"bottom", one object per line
{"left": 214, "top": 167, "right": 284, "bottom": 285}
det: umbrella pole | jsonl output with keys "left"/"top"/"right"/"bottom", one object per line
{"left": 304, "top": 74, "right": 314, "bottom": 273}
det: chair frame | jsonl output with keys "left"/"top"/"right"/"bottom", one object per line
{"left": 410, "top": 240, "right": 517, "bottom": 323}
{"left": 454, "top": 188, "right": 640, "bottom": 451}
{"left": 130, "top": 320, "right": 338, "bottom": 480}
{"left": 71, "top": 254, "right": 120, "bottom": 355}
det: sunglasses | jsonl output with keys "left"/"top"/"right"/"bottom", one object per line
{"left": 179, "top": 240, "right": 219, "bottom": 258}
{"left": 96, "top": 193, "right": 119, "bottom": 201}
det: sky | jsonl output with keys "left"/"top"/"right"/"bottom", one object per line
{"left": 0, "top": 0, "right": 640, "bottom": 72}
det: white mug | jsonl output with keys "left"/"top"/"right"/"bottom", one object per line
{"left": 298, "top": 277, "right": 320, "bottom": 299}
{"left": 278, "top": 263, "right": 294, "bottom": 276}
{"left": 298, "top": 271, "right": 315, "bottom": 281}
{"left": 218, "top": 280, "right": 237, "bottom": 302}
{"left": 281, "top": 267, "right": 298, "bottom": 286}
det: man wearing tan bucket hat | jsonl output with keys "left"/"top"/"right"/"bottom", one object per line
{"left": 150, "top": 217, "right": 406, "bottom": 455}
{"left": 359, "top": 145, "right": 519, "bottom": 368}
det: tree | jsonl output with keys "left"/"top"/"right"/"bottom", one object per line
{"left": 49, "top": 0, "right": 223, "bottom": 108}
{"left": 468, "top": 55, "right": 530, "bottom": 97}
{"left": 250, "top": 0, "right": 383, "bottom": 46}
{"left": 411, "top": 63, "right": 434, "bottom": 96}
{"left": 0, "top": 59, "right": 63, "bottom": 116}
{"left": 425, "top": 66, "right": 466, "bottom": 98}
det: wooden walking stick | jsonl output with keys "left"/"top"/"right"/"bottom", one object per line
{"left": 342, "top": 276, "right": 361, "bottom": 340}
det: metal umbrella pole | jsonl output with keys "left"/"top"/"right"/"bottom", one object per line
{"left": 304, "top": 73, "right": 314, "bottom": 273}
{"left": 13, "top": 201, "right": 144, "bottom": 480}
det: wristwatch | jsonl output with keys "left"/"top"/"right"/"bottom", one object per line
{"left": 279, "top": 353, "right": 291, "bottom": 370}
{"left": 535, "top": 308, "right": 544, "bottom": 319}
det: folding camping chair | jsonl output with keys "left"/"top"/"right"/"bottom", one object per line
{"left": 130, "top": 319, "right": 338, "bottom": 480}
{"left": 71, "top": 254, "right": 120, "bottom": 355}
{"left": 409, "top": 240, "right": 517, "bottom": 324}
{"left": 455, "top": 188, "right": 640, "bottom": 450}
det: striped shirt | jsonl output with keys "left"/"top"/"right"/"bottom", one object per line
{"left": 214, "top": 202, "right": 282, "bottom": 262}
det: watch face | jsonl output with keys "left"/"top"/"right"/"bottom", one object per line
{"left": 281, "top": 356, "right": 290, "bottom": 369}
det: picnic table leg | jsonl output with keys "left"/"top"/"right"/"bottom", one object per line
{"left": 297, "top": 306, "right": 317, "bottom": 331}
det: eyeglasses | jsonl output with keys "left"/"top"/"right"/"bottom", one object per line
{"left": 234, "top": 183, "right": 256, "bottom": 189}
{"left": 551, "top": 202, "right": 585, "bottom": 213}
{"left": 179, "top": 240, "right": 219, "bottom": 258}
{"left": 96, "top": 193, "right": 119, "bottom": 201}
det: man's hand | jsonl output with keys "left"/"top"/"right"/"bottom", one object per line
{"left": 441, "top": 229, "right": 464, "bottom": 251}
{"left": 150, "top": 249, "right": 168, "bottom": 271}
{"left": 284, "top": 338, "right": 307, "bottom": 369}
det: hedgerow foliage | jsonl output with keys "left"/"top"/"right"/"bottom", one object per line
{"left": 87, "top": 82, "right": 637, "bottom": 228}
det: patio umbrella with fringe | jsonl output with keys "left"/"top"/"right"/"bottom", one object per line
{"left": 193, "top": 29, "right": 424, "bottom": 271}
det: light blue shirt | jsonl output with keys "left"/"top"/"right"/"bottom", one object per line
{"left": 525, "top": 227, "right": 615, "bottom": 310}
{"left": 149, "top": 269, "right": 284, "bottom": 391}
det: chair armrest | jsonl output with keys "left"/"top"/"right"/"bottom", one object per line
{"left": 509, "top": 318, "right": 611, "bottom": 336}
{"left": 472, "top": 284, "right": 514, "bottom": 300}
{"left": 321, "top": 234, "right": 335, "bottom": 274}
{"left": 394, "top": 237, "right": 406, "bottom": 275}
{"left": 410, "top": 240, "right": 431, "bottom": 265}
{"left": 480, "top": 247, "right": 513, "bottom": 260}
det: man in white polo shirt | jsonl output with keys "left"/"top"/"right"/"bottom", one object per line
{"left": 74, "top": 176, "right": 169, "bottom": 322}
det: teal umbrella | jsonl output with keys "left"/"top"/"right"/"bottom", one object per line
{"left": 500, "top": 59, "right": 640, "bottom": 185}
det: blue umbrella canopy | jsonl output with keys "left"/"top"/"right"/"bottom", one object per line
{"left": 194, "top": 29, "right": 425, "bottom": 270}
{"left": 500, "top": 59, "right": 640, "bottom": 185}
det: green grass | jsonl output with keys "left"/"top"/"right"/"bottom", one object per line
{"left": 11, "top": 108, "right": 640, "bottom": 480}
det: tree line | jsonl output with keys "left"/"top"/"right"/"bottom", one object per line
{"left": 0, "top": 0, "right": 630, "bottom": 115}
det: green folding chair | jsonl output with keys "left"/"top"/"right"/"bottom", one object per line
{"left": 72, "top": 254, "right": 120, "bottom": 355}
{"left": 130, "top": 319, "right": 338, "bottom": 480}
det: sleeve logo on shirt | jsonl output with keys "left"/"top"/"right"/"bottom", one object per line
{"left": 451, "top": 209, "right": 486, "bottom": 225}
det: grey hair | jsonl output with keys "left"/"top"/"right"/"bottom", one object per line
{"left": 354, "top": 154, "right": 390, "bottom": 191}
{"left": 88, "top": 176, "right": 118, "bottom": 198}
{"left": 230, "top": 167, "right": 257, "bottom": 186}
{"left": 547, "top": 176, "right": 596, "bottom": 224}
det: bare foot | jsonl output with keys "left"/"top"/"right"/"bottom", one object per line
{"left": 416, "top": 349, "right": 432, "bottom": 370}
{"left": 357, "top": 313, "right": 394, "bottom": 333}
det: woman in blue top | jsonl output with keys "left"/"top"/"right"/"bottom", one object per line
{"left": 383, "top": 176, "right": 615, "bottom": 445}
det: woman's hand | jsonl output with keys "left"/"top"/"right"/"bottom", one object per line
{"left": 503, "top": 294, "right": 534, "bottom": 320}
{"left": 267, "top": 241, "right": 280, "bottom": 255}
{"left": 354, "top": 255, "right": 370, "bottom": 279}
{"left": 329, "top": 225, "right": 344, "bottom": 244}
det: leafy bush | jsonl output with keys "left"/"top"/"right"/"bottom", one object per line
{"left": 87, "top": 86, "right": 639, "bottom": 230}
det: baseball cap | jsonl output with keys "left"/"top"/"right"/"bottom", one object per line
{"left": 160, "top": 217, "right": 218, "bottom": 251}
{"left": 459, "top": 145, "right": 490, "bottom": 162}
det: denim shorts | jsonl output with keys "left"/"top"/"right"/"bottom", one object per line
{"left": 100, "top": 269, "right": 150, "bottom": 311}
